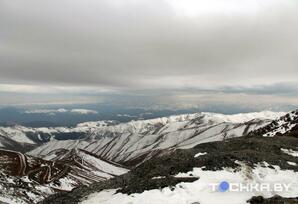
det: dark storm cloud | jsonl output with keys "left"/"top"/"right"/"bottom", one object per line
{"left": 1, "top": 0, "right": 298, "bottom": 89}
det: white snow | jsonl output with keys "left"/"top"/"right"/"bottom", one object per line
{"left": 49, "top": 177, "right": 77, "bottom": 191}
{"left": 281, "top": 148, "right": 298, "bottom": 157}
{"left": 35, "top": 186, "right": 54, "bottom": 194}
{"left": 81, "top": 164, "right": 298, "bottom": 204}
{"left": 28, "top": 111, "right": 284, "bottom": 162}
{"left": 43, "top": 153, "right": 58, "bottom": 161}
{"left": 0, "top": 196, "right": 25, "bottom": 204}
{"left": 287, "top": 161, "right": 297, "bottom": 166}
{"left": 264, "top": 123, "right": 296, "bottom": 137}
{"left": 26, "top": 192, "right": 39, "bottom": 201}
{"left": 70, "top": 109, "right": 98, "bottom": 115}
{"left": 0, "top": 173, "right": 58, "bottom": 204}
{"left": 78, "top": 151, "right": 128, "bottom": 176}
{"left": 263, "top": 111, "right": 298, "bottom": 137}
{"left": 0, "top": 127, "right": 36, "bottom": 144}
{"left": 201, "top": 111, "right": 285, "bottom": 124}
{"left": 152, "top": 176, "right": 166, "bottom": 180}
{"left": 194, "top": 152, "right": 207, "bottom": 158}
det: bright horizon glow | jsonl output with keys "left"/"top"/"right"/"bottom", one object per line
{"left": 167, "top": 0, "right": 276, "bottom": 17}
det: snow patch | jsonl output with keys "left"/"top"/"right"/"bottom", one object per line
{"left": 194, "top": 152, "right": 207, "bottom": 158}
{"left": 281, "top": 148, "right": 298, "bottom": 157}
{"left": 287, "top": 161, "right": 297, "bottom": 166}
{"left": 81, "top": 164, "right": 298, "bottom": 204}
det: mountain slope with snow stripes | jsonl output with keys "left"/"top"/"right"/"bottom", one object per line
{"left": 28, "top": 111, "right": 285, "bottom": 164}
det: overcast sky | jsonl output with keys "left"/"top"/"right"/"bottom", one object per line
{"left": 1, "top": 0, "right": 298, "bottom": 110}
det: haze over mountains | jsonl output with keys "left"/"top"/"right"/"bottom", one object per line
{"left": 2, "top": 103, "right": 296, "bottom": 127}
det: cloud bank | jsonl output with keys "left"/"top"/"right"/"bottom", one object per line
{"left": 24, "top": 108, "right": 98, "bottom": 115}
{"left": 0, "top": 0, "right": 298, "bottom": 109}
{"left": 0, "top": 0, "right": 298, "bottom": 89}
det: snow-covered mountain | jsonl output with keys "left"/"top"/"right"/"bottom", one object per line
{"left": 0, "top": 121, "right": 116, "bottom": 152}
{"left": 0, "top": 149, "right": 128, "bottom": 203}
{"left": 43, "top": 148, "right": 128, "bottom": 185}
{"left": 28, "top": 111, "right": 285, "bottom": 165}
{"left": 2, "top": 110, "right": 298, "bottom": 204}
{"left": 251, "top": 110, "right": 298, "bottom": 137}
{"left": 41, "top": 134, "right": 298, "bottom": 204}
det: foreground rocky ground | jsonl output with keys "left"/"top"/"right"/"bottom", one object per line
{"left": 249, "top": 196, "right": 298, "bottom": 204}
{"left": 40, "top": 134, "right": 298, "bottom": 204}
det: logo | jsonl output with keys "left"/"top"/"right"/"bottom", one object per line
{"left": 209, "top": 181, "right": 292, "bottom": 192}
{"left": 218, "top": 181, "right": 230, "bottom": 192}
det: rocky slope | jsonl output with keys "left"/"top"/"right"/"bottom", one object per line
{"left": 28, "top": 111, "right": 284, "bottom": 165}
{"left": 43, "top": 148, "right": 128, "bottom": 185}
{"left": 40, "top": 135, "right": 298, "bottom": 204}
{"left": 0, "top": 149, "right": 128, "bottom": 203}
{"left": 250, "top": 110, "right": 298, "bottom": 137}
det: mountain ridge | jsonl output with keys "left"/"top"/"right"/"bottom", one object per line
{"left": 28, "top": 111, "right": 284, "bottom": 165}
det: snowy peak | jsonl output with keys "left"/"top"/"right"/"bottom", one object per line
{"left": 86, "top": 111, "right": 285, "bottom": 140}
{"left": 200, "top": 111, "right": 285, "bottom": 123}
{"left": 100, "top": 111, "right": 285, "bottom": 130}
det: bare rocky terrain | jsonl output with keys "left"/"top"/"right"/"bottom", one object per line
{"left": 40, "top": 134, "right": 298, "bottom": 203}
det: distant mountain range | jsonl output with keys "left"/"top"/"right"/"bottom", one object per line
{"left": 0, "top": 111, "right": 284, "bottom": 163}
